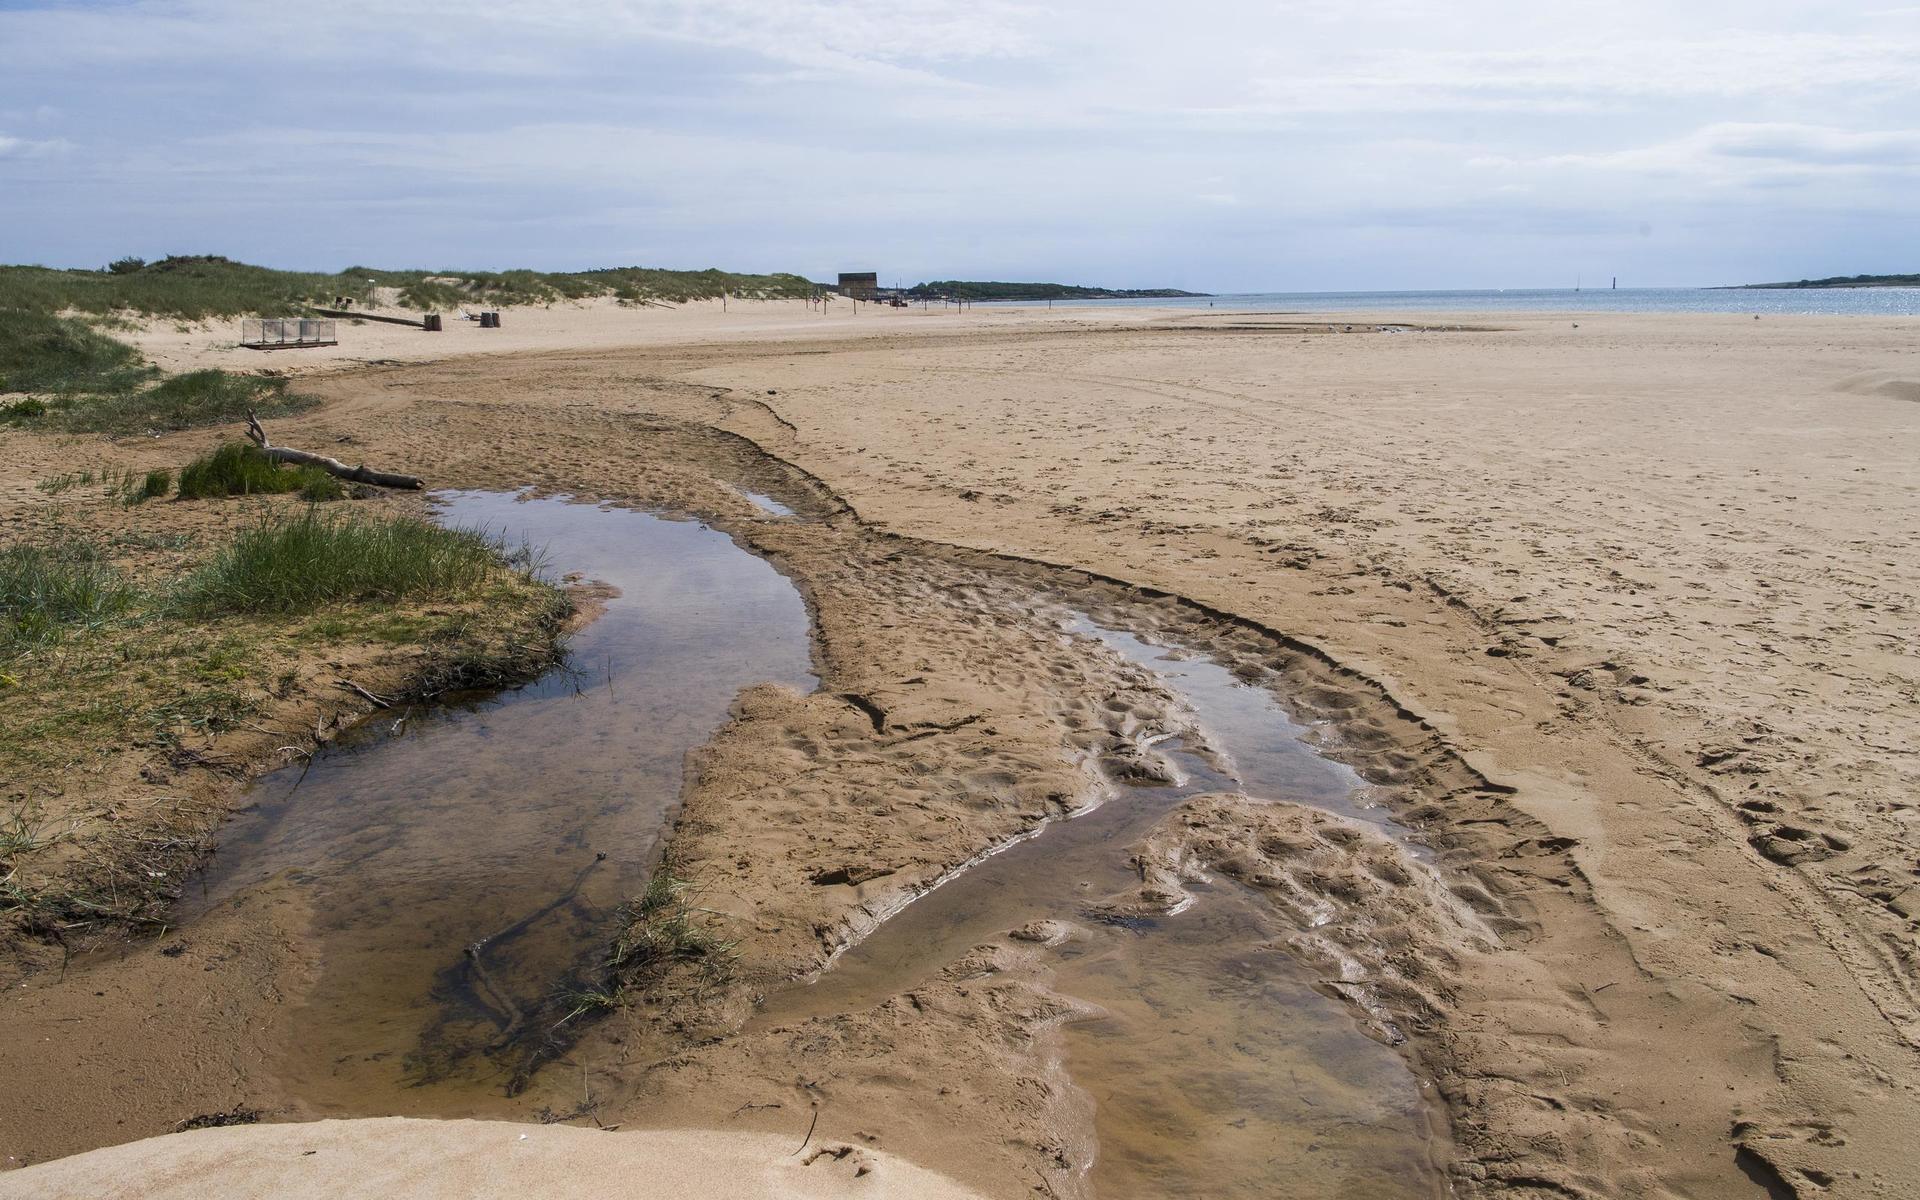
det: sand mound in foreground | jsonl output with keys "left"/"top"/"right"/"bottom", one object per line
{"left": 1832, "top": 368, "right": 1920, "bottom": 402}
{"left": 0, "top": 1118, "right": 987, "bottom": 1200}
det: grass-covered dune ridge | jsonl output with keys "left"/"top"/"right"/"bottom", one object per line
{"left": 0, "top": 253, "right": 820, "bottom": 434}
{"left": 0, "top": 255, "right": 819, "bottom": 321}
{"left": 0, "top": 307, "right": 154, "bottom": 396}
{"left": 0, "top": 329, "right": 313, "bottom": 435}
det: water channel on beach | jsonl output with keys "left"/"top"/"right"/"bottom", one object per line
{"left": 180, "top": 490, "right": 816, "bottom": 1106}
{"left": 180, "top": 488, "right": 1445, "bottom": 1195}
{"left": 763, "top": 616, "right": 1445, "bottom": 1198}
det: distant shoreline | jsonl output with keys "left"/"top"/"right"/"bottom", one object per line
{"left": 1724, "top": 273, "right": 1920, "bottom": 290}
{"left": 904, "top": 280, "right": 1207, "bottom": 301}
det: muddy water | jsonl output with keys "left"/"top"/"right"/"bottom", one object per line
{"left": 180, "top": 491, "right": 814, "bottom": 1108}
{"left": 765, "top": 615, "right": 1445, "bottom": 1198}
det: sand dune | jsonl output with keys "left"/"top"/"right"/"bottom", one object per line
{"left": 1833, "top": 368, "right": 1920, "bottom": 403}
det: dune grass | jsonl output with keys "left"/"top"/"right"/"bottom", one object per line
{"left": 610, "top": 870, "right": 735, "bottom": 977}
{"left": 385, "top": 265, "right": 816, "bottom": 310}
{"left": 175, "top": 510, "right": 506, "bottom": 616}
{"left": 1, "top": 356, "right": 315, "bottom": 436}
{"left": 0, "top": 257, "right": 375, "bottom": 322}
{"left": 0, "top": 256, "right": 819, "bottom": 325}
{"left": 58, "top": 369, "right": 313, "bottom": 436}
{"left": 0, "top": 306, "right": 156, "bottom": 397}
{"left": 176, "top": 441, "right": 342, "bottom": 501}
{"left": 0, "top": 544, "right": 136, "bottom": 656}
{"left": 0, "top": 303, "right": 313, "bottom": 435}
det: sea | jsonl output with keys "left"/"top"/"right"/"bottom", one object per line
{"left": 989, "top": 287, "right": 1920, "bottom": 317}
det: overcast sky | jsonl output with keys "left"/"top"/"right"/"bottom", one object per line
{"left": 3, "top": 1, "right": 1917, "bottom": 290}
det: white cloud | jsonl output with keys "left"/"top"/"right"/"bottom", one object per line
{"left": 1707, "top": 123, "right": 1920, "bottom": 165}
{"left": 0, "top": 0, "right": 1040, "bottom": 80}
{"left": 0, "top": 132, "right": 71, "bottom": 158}
{"left": 1246, "top": 32, "right": 1920, "bottom": 114}
{"left": 1532, "top": 123, "right": 1920, "bottom": 176}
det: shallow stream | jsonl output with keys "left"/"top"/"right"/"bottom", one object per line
{"left": 181, "top": 489, "right": 1443, "bottom": 1194}
{"left": 181, "top": 491, "right": 814, "bottom": 1106}
{"left": 762, "top": 617, "right": 1444, "bottom": 1197}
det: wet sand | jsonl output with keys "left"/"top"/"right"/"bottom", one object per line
{"left": 4, "top": 304, "right": 1919, "bottom": 1196}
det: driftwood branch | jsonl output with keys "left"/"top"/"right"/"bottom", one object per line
{"left": 334, "top": 679, "right": 393, "bottom": 708}
{"left": 246, "top": 410, "right": 424, "bottom": 490}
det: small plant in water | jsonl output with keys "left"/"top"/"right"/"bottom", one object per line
{"left": 547, "top": 871, "right": 736, "bottom": 1027}
{"left": 606, "top": 870, "right": 737, "bottom": 991}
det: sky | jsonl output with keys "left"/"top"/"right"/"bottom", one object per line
{"left": 2, "top": 0, "right": 1917, "bottom": 291}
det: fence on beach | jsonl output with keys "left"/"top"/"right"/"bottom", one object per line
{"left": 239, "top": 318, "right": 337, "bottom": 349}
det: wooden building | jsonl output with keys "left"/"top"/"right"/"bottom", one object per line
{"left": 837, "top": 271, "right": 879, "bottom": 300}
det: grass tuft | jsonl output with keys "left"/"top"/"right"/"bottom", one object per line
{"left": 297, "top": 471, "right": 346, "bottom": 503}
{"left": 176, "top": 441, "right": 338, "bottom": 500}
{"left": 0, "top": 805, "right": 60, "bottom": 859}
{"left": 174, "top": 510, "right": 504, "bottom": 615}
{"left": 606, "top": 870, "right": 736, "bottom": 989}
{"left": 0, "top": 544, "right": 136, "bottom": 655}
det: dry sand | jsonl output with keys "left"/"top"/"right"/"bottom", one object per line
{"left": 0, "top": 1119, "right": 984, "bottom": 1200}
{"left": 4, "top": 300, "right": 1918, "bottom": 1197}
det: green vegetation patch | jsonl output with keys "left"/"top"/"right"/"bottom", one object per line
{"left": 613, "top": 871, "right": 735, "bottom": 976}
{"left": 36, "top": 464, "right": 178, "bottom": 508}
{"left": 372, "top": 265, "right": 817, "bottom": 309}
{"left": 177, "top": 441, "right": 340, "bottom": 501}
{"left": 0, "top": 544, "right": 136, "bottom": 656}
{"left": 1, "top": 256, "right": 821, "bottom": 324}
{"left": 0, "top": 306, "right": 156, "bottom": 397}
{"left": 1, "top": 301, "right": 315, "bottom": 436}
{"left": 554, "top": 869, "right": 738, "bottom": 1031}
{"left": 62, "top": 369, "right": 312, "bottom": 436}
{"left": 4, "top": 359, "right": 315, "bottom": 437}
{"left": 176, "top": 510, "right": 506, "bottom": 616}
{"left": 0, "top": 256, "right": 376, "bottom": 322}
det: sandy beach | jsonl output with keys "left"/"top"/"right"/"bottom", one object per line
{"left": 4, "top": 299, "right": 1918, "bottom": 1197}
